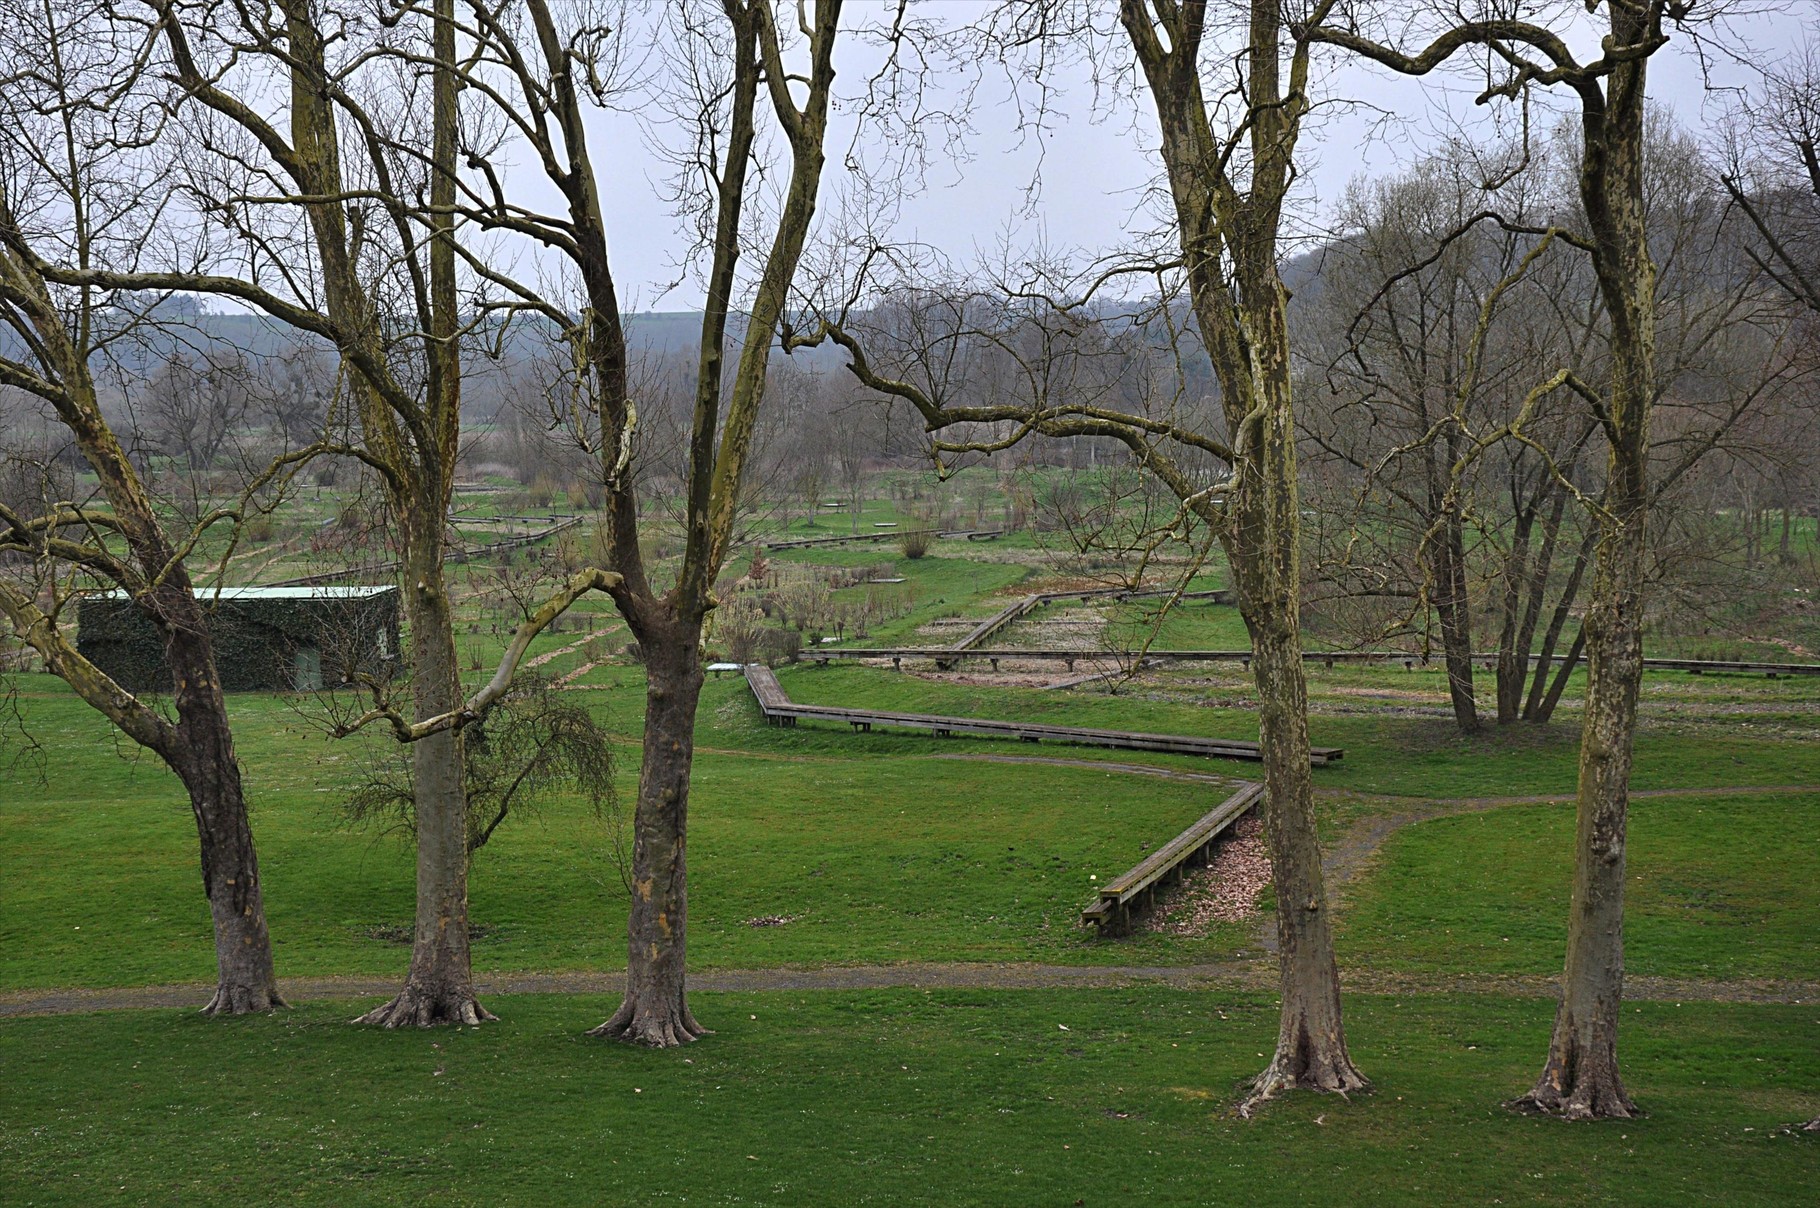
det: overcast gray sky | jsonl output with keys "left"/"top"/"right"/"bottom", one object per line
{"left": 582, "top": 2, "right": 1814, "bottom": 312}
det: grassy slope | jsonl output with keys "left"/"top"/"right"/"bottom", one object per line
{"left": 770, "top": 663, "right": 1820, "bottom": 797}
{"left": 1, "top": 992, "right": 1814, "bottom": 1207}
{"left": 3, "top": 660, "right": 1817, "bottom": 989}
{"left": 1337, "top": 792, "right": 1820, "bottom": 980}
{"left": 0, "top": 684, "right": 1259, "bottom": 990}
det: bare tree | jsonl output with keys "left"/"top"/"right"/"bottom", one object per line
{"left": 0, "top": 0, "right": 286, "bottom": 1014}
{"left": 435, "top": 0, "right": 846, "bottom": 1044}
{"left": 801, "top": 0, "right": 1368, "bottom": 1111}
{"left": 1315, "top": 0, "right": 1694, "bottom": 1120}
{"left": 54, "top": 0, "right": 621, "bottom": 1026}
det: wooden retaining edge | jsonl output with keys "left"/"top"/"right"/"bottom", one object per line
{"left": 1045, "top": 657, "right": 1167, "bottom": 691}
{"left": 758, "top": 527, "right": 1004, "bottom": 552}
{"left": 739, "top": 665, "right": 1341, "bottom": 765}
{"left": 947, "top": 586, "right": 1232, "bottom": 656}
{"left": 1081, "top": 781, "right": 1265, "bottom": 935}
{"left": 800, "top": 646, "right": 1820, "bottom": 678}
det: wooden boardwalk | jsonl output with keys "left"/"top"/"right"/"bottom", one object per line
{"left": 741, "top": 665, "right": 1342, "bottom": 765}
{"left": 799, "top": 645, "right": 1820, "bottom": 678}
{"left": 759, "top": 527, "right": 1002, "bottom": 552}
{"left": 1080, "top": 781, "right": 1265, "bottom": 934}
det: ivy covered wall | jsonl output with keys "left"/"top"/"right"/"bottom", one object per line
{"left": 76, "top": 588, "right": 400, "bottom": 693}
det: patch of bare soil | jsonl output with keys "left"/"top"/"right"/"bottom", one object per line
{"left": 523, "top": 632, "right": 593, "bottom": 669}
{"left": 1147, "top": 816, "right": 1270, "bottom": 936}
{"left": 913, "top": 618, "right": 989, "bottom": 639}
{"left": 998, "top": 606, "right": 1110, "bottom": 650}
{"left": 1749, "top": 634, "right": 1815, "bottom": 658}
{"left": 906, "top": 669, "right": 1071, "bottom": 689}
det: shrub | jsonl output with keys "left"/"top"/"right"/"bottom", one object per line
{"left": 899, "top": 527, "right": 932, "bottom": 559}
{"left": 758, "top": 627, "right": 801, "bottom": 665}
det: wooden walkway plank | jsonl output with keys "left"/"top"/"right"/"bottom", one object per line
{"left": 1082, "top": 781, "right": 1265, "bottom": 934}
{"left": 739, "top": 667, "right": 1341, "bottom": 764}
{"left": 800, "top": 646, "right": 1820, "bottom": 678}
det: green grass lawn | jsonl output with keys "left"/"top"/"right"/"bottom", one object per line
{"left": 1337, "top": 791, "right": 1820, "bottom": 981}
{"left": 0, "top": 683, "right": 1265, "bottom": 991}
{"left": 5, "top": 528, "right": 1819, "bottom": 1205}
{"left": 2, "top": 991, "right": 1814, "bottom": 1206}
{"left": 4, "top": 659, "right": 1817, "bottom": 995}
{"left": 770, "top": 663, "right": 1820, "bottom": 798}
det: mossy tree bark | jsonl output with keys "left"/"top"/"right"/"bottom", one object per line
{"left": 0, "top": 64, "right": 282, "bottom": 1013}
{"left": 1314, "top": 0, "right": 1674, "bottom": 1119}
{"left": 587, "top": 622, "right": 709, "bottom": 1046}
{"left": 1123, "top": 0, "right": 1366, "bottom": 1109}
{"left": 446, "top": 0, "right": 844, "bottom": 1043}
{"left": 1517, "top": 13, "right": 1655, "bottom": 1115}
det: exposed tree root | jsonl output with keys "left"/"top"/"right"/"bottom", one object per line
{"left": 1508, "top": 1078, "right": 1638, "bottom": 1121}
{"left": 1237, "top": 1046, "right": 1371, "bottom": 1118}
{"left": 1508, "top": 1031, "right": 1639, "bottom": 1120}
{"left": 352, "top": 987, "right": 497, "bottom": 1028}
{"left": 199, "top": 983, "right": 287, "bottom": 1016}
{"left": 586, "top": 997, "right": 710, "bottom": 1048}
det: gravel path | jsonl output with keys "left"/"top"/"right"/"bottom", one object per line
{"left": 4, "top": 965, "right": 1812, "bottom": 1019}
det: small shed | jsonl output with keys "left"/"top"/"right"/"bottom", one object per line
{"left": 77, "top": 585, "right": 400, "bottom": 693}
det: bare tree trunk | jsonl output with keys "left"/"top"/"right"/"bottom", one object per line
{"left": 1514, "top": 504, "right": 1643, "bottom": 1119}
{"left": 1430, "top": 506, "right": 1480, "bottom": 733}
{"left": 1246, "top": 619, "right": 1362, "bottom": 1103}
{"left": 164, "top": 629, "right": 284, "bottom": 1015}
{"left": 589, "top": 620, "right": 709, "bottom": 1046}
{"left": 1533, "top": 628, "right": 1587, "bottom": 726}
{"left": 1225, "top": 270, "right": 1366, "bottom": 1109}
{"left": 1524, "top": 526, "right": 1596, "bottom": 722}
{"left": 1513, "top": 3, "right": 1657, "bottom": 1117}
{"left": 1495, "top": 503, "right": 1537, "bottom": 724}
{"left": 354, "top": 537, "right": 493, "bottom": 1027}
{"left": 1116, "top": 0, "right": 1366, "bottom": 1108}
{"left": 352, "top": 0, "right": 487, "bottom": 1027}
{"left": 1506, "top": 483, "right": 1570, "bottom": 721}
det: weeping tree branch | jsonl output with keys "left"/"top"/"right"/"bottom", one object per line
{"left": 332, "top": 567, "right": 623, "bottom": 742}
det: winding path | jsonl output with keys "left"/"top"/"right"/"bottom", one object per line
{"left": 3, "top": 965, "right": 1811, "bottom": 1020}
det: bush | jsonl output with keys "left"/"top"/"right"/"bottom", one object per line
{"left": 899, "top": 528, "right": 932, "bottom": 559}
{"left": 759, "top": 628, "right": 802, "bottom": 665}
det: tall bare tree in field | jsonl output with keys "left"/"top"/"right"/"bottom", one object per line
{"left": 437, "top": 0, "right": 844, "bottom": 1045}
{"left": 803, "top": 0, "right": 1368, "bottom": 1109}
{"left": 1314, "top": 0, "right": 1685, "bottom": 1120}
{"left": 0, "top": 0, "right": 283, "bottom": 1014}
{"left": 58, "top": 0, "right": 620, "bottom": 1026}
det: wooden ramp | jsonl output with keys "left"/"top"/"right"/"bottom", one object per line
{"left": 1080, "top": 781, "right": 1264, "bottom": 934}
{"left": 741, "top": 666, "right": 1341, "bottom": 765}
